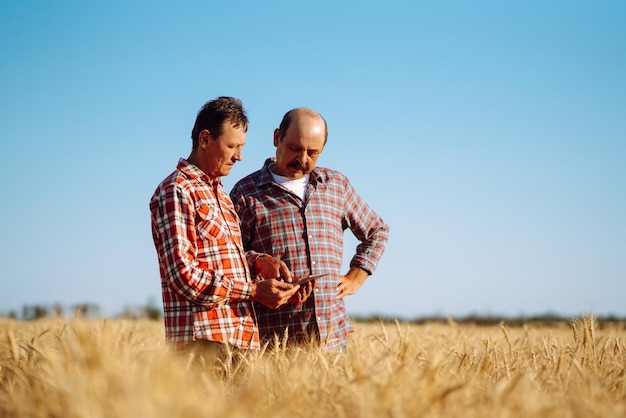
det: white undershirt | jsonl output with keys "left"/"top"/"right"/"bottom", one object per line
{"left": 270, "top": 168, "right": 309, "bottom": 201}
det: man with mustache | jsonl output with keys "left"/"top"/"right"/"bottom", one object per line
{"left": 230, "top": 108, "right": 389, "bottom": 351}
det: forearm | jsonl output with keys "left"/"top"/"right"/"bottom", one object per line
{"left": 345, "top": 266, "right": 369, "bottom": 283}
{"left": 350, "top": 224, "right": 389, "bottom": 274}
{"left": 346, "top": 184, "right": 390, "bottom": 274}
{"left": 161, "top": 251, "right": 254, "bottom": 306}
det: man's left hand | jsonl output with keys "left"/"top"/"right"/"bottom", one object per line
{"left": 289, "top": 280, "right": 315, "bottom": 305}
{"left": 336, "top": 267, "right": 369, "bottom": 300}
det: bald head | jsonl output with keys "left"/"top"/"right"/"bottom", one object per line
{"left": 272, "top": 108, "right": 328, "bottom": 180}
{"left": 276, "top": 108, "right": 328, "bottom": 145}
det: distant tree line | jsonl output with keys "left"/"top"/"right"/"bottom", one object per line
{"left": 352, "top": 313, "right": 626, "bottom": 328}
{"left": 4, "top": 304, "right": 625, "bottom": 327}
{"left": 1, "top": 301, "right": 162, "bottom": 321}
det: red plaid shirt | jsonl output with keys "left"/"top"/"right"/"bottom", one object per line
{"left": 150, "top": 159, "right": 258, "bottom": 349}
{"left": 230, "top": 158, "right": 389, "bottom": 351}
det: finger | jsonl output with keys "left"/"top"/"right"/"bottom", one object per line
{"left": 285, "top": 283, "right": 300, "bottom": 292}
{"left": 336, "top": 283, "right": 346, "bottom": 299}
{"left": 279, "top": 263, "right": 293, "bottom": 282}
{"left": 288, "top": 294, "right": 300, "bottom": 305}
{"left": 302, "top": 285, "right": 310, "bottom": 298}
{"left": 271, "top": 280, "right": 291, "bottom": 291}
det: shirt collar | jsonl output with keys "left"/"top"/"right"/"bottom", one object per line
{"left": 177, "top": 158, "right": 222, "bottom": 187}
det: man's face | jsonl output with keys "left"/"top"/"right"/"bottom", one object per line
{"left": 201, "top": 122, "right": 246, "bottom": 178}
{"left": 272, "top": 115, "right": 326, "bottom": 180}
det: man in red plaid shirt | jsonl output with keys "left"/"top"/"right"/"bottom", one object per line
{"left": 150, "top": 97, "right": 299, "bottom": 359}
{"left": 230, "top": 108, "right": 389, "bottom": 351}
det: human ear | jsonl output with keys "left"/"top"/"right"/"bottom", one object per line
{"left": 273, "top": 129, "right": 280, "bottom": 147}
{"left": 200, "top": 129, "right": 212, "bottom": 145}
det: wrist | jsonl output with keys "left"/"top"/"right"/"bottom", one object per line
{"left": 253, "top": 253, "right": 269, "bottom": 271}
{"left": 250, "top": 282, "right": 257, "bottom": 300}
{"left": 347, "top": 266, "right": 369, "bottom": 283}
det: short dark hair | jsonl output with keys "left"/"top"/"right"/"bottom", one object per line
{"left": 191, "top": 97, "right": 248, "bottom": 149}
{"left": 277, "top": 108, "right": 328, "bottom": 144}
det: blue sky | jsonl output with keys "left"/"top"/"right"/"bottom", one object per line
{"left": 1, "top": 1, "right": 624, "bottom": 319}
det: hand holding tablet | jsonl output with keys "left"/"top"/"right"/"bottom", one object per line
{"left": 293, "top": 273, "right": 329, "bottom": 286}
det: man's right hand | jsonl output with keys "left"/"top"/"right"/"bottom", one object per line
{"left": 252, "top": 279, "right": 300, "bottom": 309}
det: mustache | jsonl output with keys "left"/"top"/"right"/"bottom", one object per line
{"left": 287, "top": 161, "right": 308, "bottom": 170}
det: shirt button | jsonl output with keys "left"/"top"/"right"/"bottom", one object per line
{"left": 317, "top": 317, "right": 321, "bottom": 321}
{"left": 312, "top": 261, "right": 317, "bottom": 265}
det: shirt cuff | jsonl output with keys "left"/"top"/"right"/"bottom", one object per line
{"left": 228, "top": 279, "right": 256, "bottom": 301}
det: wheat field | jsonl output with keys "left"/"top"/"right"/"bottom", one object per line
{"left": 1, "top": 315, "right": 624, "bottom": 417}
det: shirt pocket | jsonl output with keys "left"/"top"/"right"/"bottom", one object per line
{"left": 196, "top": 204, "right": 229, "bottom": 242}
